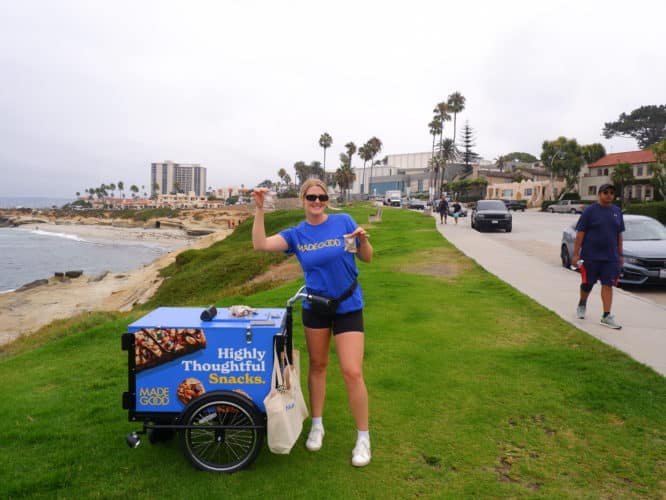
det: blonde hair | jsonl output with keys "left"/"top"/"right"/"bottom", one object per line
{"left": 299, "top": 178, "right": 329, "bottom": 201}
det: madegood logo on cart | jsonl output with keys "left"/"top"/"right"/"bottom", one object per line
{"left": 139, "top": 386, "right": 170, "bottom": 406}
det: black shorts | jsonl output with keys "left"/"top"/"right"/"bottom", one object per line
{"left": 581, "top": 260, "right": 621, "bottom": 287}
{"left": 302, "top": 308, "right": 364, "bottom": 335}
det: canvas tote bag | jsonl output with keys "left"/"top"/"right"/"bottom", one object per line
{"left": 263, "top": 346, "right": 308, "bottom": 454}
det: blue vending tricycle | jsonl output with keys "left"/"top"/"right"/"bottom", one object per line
{"left": 121, "top": 288, "right": 315, "bottom": 472}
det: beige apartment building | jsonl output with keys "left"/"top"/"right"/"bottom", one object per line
{"left": 579, "top": 150, "right": 657, "bottom": 201}
{"left": 151, "top": 161, "right": 207, "bottom": 197}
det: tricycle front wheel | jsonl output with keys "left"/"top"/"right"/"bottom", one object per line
{"left": 179, "top": 391, "right": 264, "bottom": 473}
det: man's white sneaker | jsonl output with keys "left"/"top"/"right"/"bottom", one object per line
{"left": 576, "top": 304, "right": 586, "bottom": 319}
{"left": 305, "top": 427, "right": 324, "bottom": 451}
{"left": 351, "top": 438, "right": 371, "bottom": 467}
{"left": 600, "top": 315, "right": 622, "bottom": 329}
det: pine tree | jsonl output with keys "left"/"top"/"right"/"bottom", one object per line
{"left": 460, "top": 121, "right": 479, "bottom": 171}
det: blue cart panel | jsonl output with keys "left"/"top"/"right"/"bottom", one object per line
{"left": 122, "top": 307, "right": 287, "bottom": 417}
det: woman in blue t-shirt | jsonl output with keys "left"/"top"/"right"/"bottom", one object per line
{"left": 251, "top": 179, "right": 374, "bottom": 467}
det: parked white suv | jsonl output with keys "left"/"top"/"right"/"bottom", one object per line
{"left": 548, "top": 200, "right": 586, "bottom": 214}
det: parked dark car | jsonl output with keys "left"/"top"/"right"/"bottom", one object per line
{"left": 561, "top": 214, "right": 666, "bottom": 285}
{"left": 471, "top": 200, "right": 512, "bottom": 232}
{"left": 501, "top": 199, "right": 526, "bottom": 211}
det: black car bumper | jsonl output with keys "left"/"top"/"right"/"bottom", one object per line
{"left": 619, "top": 263, "right": 666, "bottom": 285}
{"left": 475, "top": 220, "right": 510, "bottom": 229}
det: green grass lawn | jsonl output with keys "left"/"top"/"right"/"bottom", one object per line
{"left": 1, "top": 206, "right": 665, "bottom": 499}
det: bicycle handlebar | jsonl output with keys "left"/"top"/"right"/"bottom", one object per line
{"left": 287, "top": 286, "right": 308, "bottom": 307}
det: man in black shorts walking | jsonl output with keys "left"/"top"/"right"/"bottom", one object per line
{"left": 572, "top": 183, "right": 624, "bottom": 329}
{"left": 437, "top": 195, "right": 449, "bottom": 224}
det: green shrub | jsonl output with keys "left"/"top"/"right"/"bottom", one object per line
{"left": 116, "top": 208, "right": 180, "bottom": 221}
{"left": 624, "top": 201, "right": 666, "bottom": 223}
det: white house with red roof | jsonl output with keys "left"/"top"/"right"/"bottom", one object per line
{"left": 580, "top": 150, "right": 658, "bottom": 201}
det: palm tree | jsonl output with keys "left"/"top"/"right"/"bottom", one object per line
{"left": 428, "top": 119, "right": 442, "bottom": 200}
{"left": 611, "top": 162, "right": 635, "bottom": 208}
{"left": 367, "top": 137, "right": 383, "bottom": 196}
{"left": 429, "top": 156, "right": 442, "bottom": 198}
{"left": 649, "top": 139, "right": 666, "bottom": 200}
{"left": 309, "top": 161, "right": 325, "bottom": 180}
{"left": 118, "top": 181, "right": 124, "bottom": 198}
{"left": 437, "top": 138, "right": 457, "bottom": 196}
{"left": 447, "top": 91, "right": 466, "bottom": 144}
{"left": 358, "top": 144, "right": 373, "bottom": 196}
{"left": 294, "top": 161, "right": 309, "bottom": 186}
{"left": 319, "top": 132, "right": 333, "bottom": 170}
{"left": 335, "top": 164, "right": 356, "bottom": 201}
{"left": 433, "top": 102, "right": 451, "bottom": 156}
{"left": 345, "top": 142, "right": 357, "bottom": 169}
{"left": 277, "top": 168, "right": 288, "bottom": 190}
{"left": 647, "top": 164, "right": 665, "bottom": 200}
{"left": 495, "top": 155, "right": 506, "bottom": 173}
{"left": 130, "top": 185, "right": 139, "bottom": 198}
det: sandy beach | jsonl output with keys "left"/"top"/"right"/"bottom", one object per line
{"left": 0, "top": 223, "right": 233, "bottom": 347}
{"left": 25, "top": 222, "right": 198, "bottom": 248}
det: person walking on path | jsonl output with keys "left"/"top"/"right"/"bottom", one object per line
{"left": 251, "top": 179, "right": 374, "bottom": 467}
{"left": 437, "top": 195, "right": 449, "bottom": 224}
{"left": 572, "top": 183, "right": 625, "bottom": 329}
{"left": 452, "top": 201, "right": 462, "bottom": 225}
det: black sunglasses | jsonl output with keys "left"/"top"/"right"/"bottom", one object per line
{"left": 304, "top": 194, "right": 329, "bottom": 202}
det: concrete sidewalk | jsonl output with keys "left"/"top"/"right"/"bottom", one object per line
{"left": 432, "top": 216, "right": 666, "bottom": 377}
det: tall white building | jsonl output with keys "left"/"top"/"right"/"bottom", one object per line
{"left": 150, "top": 161, "right": 207, "bottom": 196}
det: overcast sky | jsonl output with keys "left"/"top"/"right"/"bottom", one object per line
{"left": 2, "top": 0, "right": 664, "bottom": 198}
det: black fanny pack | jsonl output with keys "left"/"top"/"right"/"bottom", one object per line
{"left": 306, "top": 280, "right": 358, "bottom": 315}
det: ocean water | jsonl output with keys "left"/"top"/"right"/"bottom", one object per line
{"left": 0, "top": 196, "right": 74, "bottom": 209}
{"left": 0, "top": 227, "right": 171, "bottom": 292}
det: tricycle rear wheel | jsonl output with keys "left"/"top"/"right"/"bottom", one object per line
{"left": 179, "top": 391, "right": 264, "bottom": 473}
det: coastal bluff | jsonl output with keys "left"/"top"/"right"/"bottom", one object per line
{"left": 0, "top": 206, "right": 254, "bottom": 233}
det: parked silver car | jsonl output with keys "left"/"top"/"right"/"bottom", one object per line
{"left": 548, "top": 200, "right": 586, "bottom": 213}
{"left": 560, "top": 214, "right": 666, "bottom": 285}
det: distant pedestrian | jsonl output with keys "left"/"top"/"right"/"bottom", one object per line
{"left": 572, "top": 183, "right": 624, "bottom": 329}
{"left": 437, "top": 196, "right": 449, "bottom": 224}
{"left": 452, "top": 201, "right": 462, "bottom": 224}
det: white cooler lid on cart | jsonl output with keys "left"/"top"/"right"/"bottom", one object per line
{"left": 129, "top": 307, "right": 286, "bottom": 329}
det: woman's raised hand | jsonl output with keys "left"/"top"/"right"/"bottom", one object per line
{"left": 251, "top": 188, "right": 269, "bottom": 209}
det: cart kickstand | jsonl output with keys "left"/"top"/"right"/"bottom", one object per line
{"left": 125, "top": 428, "right": 146, "bottom": 448}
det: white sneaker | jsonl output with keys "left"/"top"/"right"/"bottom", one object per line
{"left": 600, "top": 314, "right": 622, "bottom": 329}
{"left": 305, "top": 427, "right": 324, "bottom": 451}
{"left": 351, "top": 437, "right": 371, "bottom": 467}
{"left": 576, "top": 304, "right": 586, "bottom": 319}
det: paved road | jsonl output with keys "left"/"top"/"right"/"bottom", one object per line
{"left": 473, "top": 210, "right": 666, "bottom": 306}
{"left": 432, "top": 210, "right": 666, "bottom": 377}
